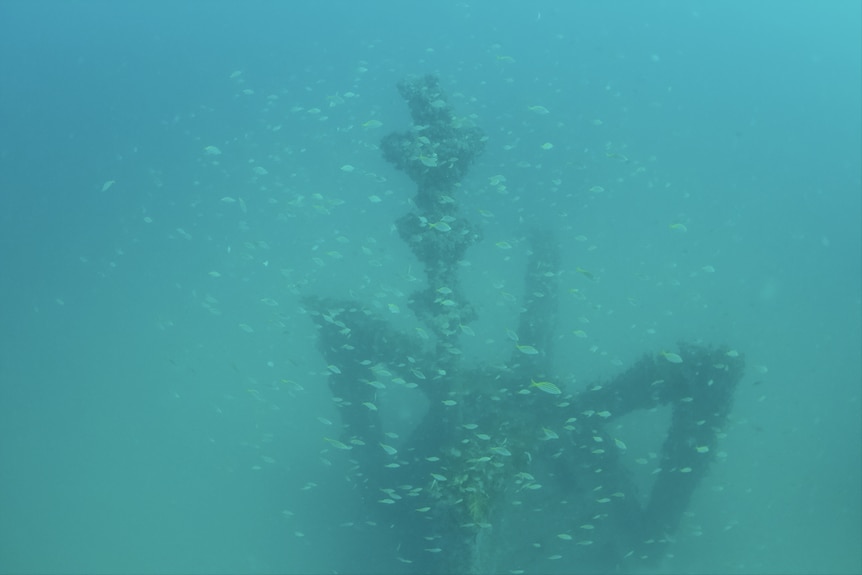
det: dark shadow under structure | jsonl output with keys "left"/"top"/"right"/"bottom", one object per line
{"left": 303, "top": 75, "right": 743, "bottom": 574}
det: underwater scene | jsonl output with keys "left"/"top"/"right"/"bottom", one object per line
{"left": 0, "top": 2, "right": 860, "bottom": 574}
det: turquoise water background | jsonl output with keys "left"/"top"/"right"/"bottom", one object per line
{"left": 0, "top": 1, "right": 860, "bottom": 573}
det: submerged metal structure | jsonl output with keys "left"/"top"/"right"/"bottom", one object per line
{"left": 303, "top": 75, "right": 743, "bottom": 574}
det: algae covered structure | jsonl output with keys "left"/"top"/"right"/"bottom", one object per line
{"left": 303, "top": 75, "right": 744, "bottom": 574}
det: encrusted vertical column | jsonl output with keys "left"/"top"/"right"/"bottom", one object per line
{"left": 381, "top": 75, "right": 485, "bottom": 380}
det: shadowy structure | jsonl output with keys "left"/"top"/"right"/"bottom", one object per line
{"left": 303, "top": 75, "right": 744, "bottom": 574}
